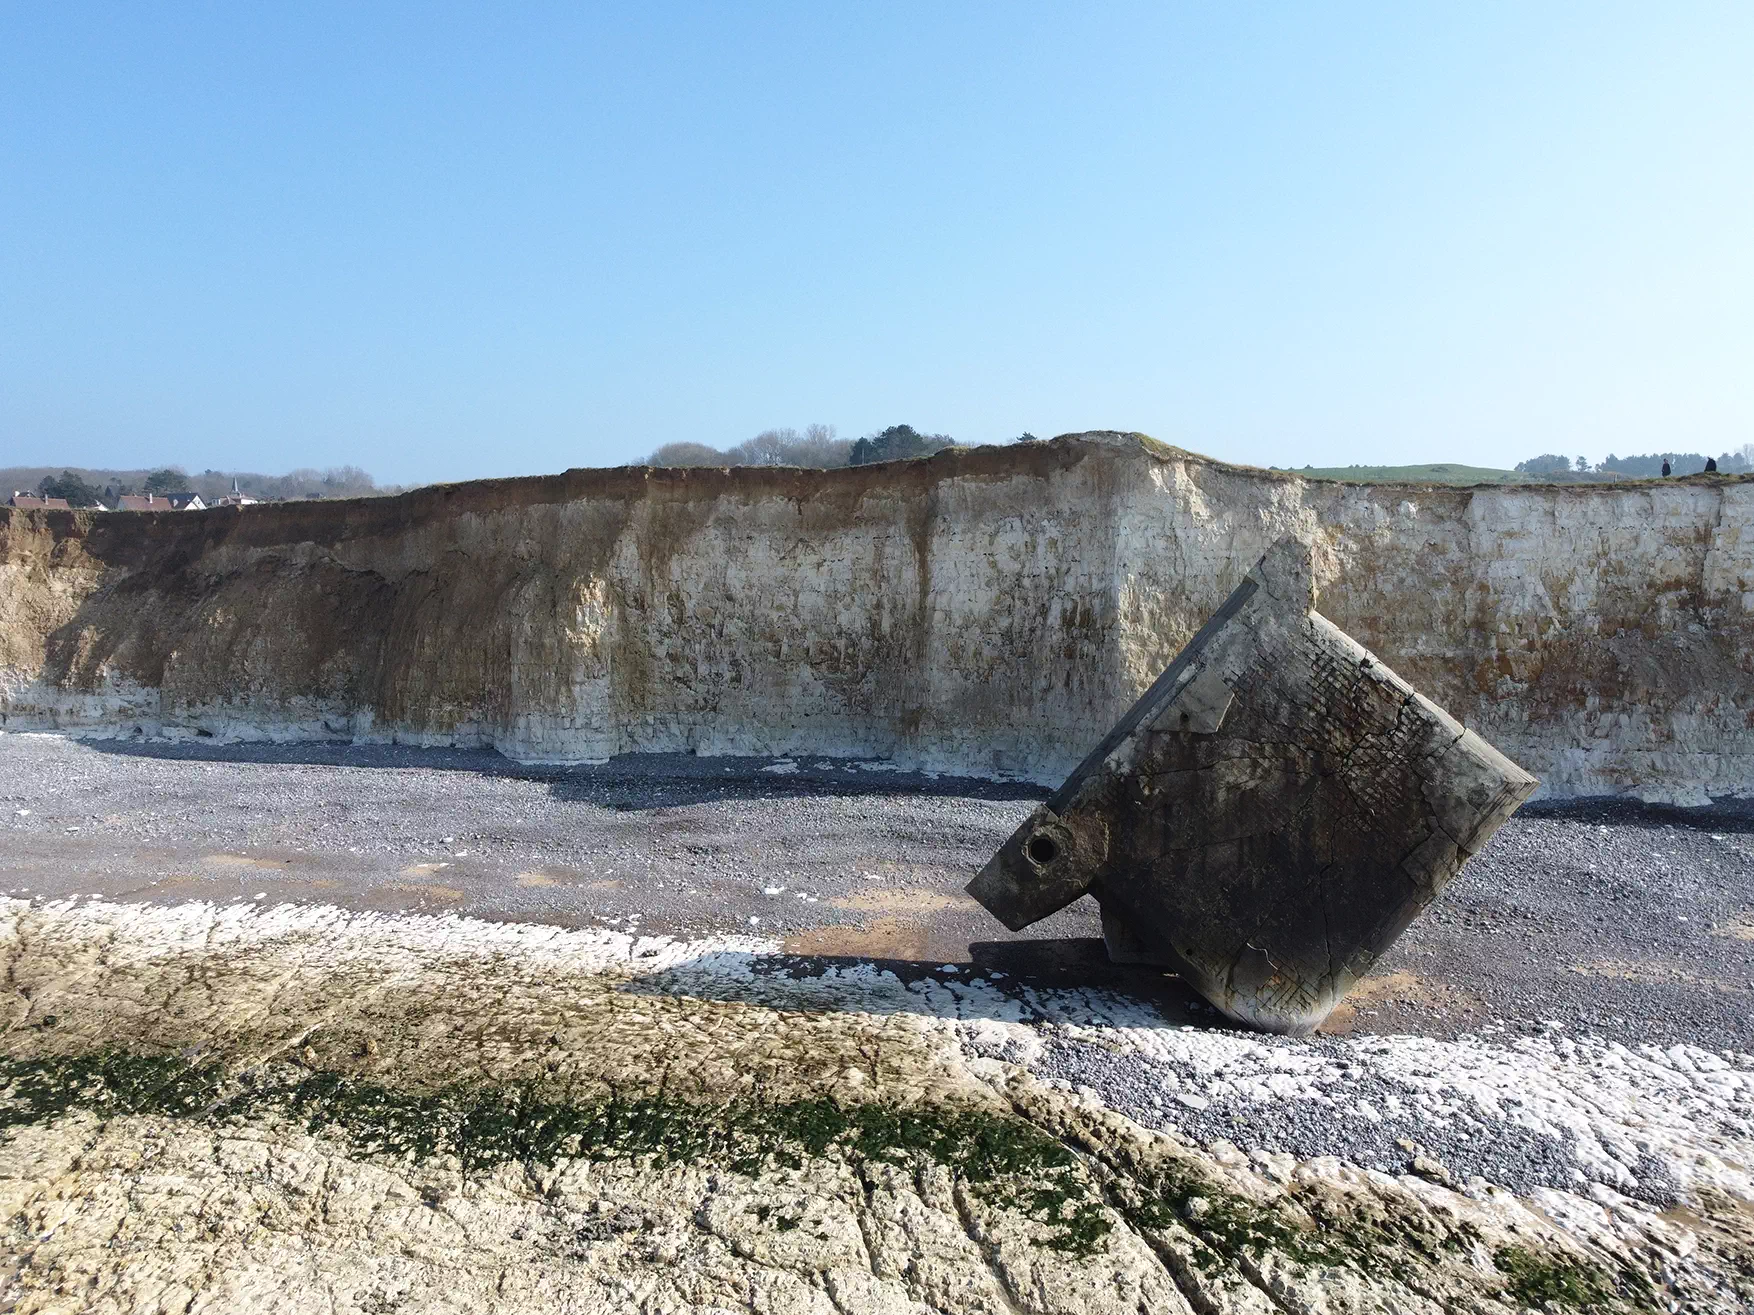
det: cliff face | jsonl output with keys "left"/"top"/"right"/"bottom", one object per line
{"left": 3, "top": 433, "right": 1749, "bottom": 801}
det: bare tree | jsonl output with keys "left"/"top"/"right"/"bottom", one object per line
{"left": 644, "top": 425, "right": 851, "bottom": 469}
{"left": 732, "top": 429, "right": 799, "bottom": 466}
{"left": 647, "top": 442, "right": 726, "bottom": 467}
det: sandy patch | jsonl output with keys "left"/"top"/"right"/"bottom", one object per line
{"left": 149, "top": 874, "right": 212, "bottom": 891}
{"left": 202, "top": 853, "right": 294, "bottom": 871}
{"left": 1319, "top": 970, "right": 1486, "bottom": 1035}
{"left": 512, "top": 871, "right": 618, "bottom": 890}
{"left": 829, "top": 888, "right": 981, "bottom": 916}
{"left": 1570, "top": 958, "right": 1748, "bottom": 994}
{"left": 783, "top": 918, "right": 937, "bottom": 960}
{"left": 399, "top": 861, "right": 453, "bottom": 878}
{"left": 786, "top": 887, "right": 980, "bottom": 959}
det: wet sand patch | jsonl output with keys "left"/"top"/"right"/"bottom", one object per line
{"left": 154, "top": 869, "right": 340, "bottom": 894}
{"left": 382, "top": 882, "right": 467, "bottom": 904}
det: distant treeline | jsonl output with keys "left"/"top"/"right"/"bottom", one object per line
{"left": 4, "top": 464, "right": 395, "bottom": 507}
{"left": 647, "top": 424, "right": 1002, "bottom": 469}
{"left": 1516, "top": 446, "right": 1754, "bottom": 478}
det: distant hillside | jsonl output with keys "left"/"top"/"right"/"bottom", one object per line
{"left": 1, "top": 464, "right": 398, "bottom": 505}
{"left": 1279, "top": 463, "right": 1632, "bottom": 486}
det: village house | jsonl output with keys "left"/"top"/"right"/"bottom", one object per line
{"left": 8, "top": 492, "right": 71, "bottom": 510}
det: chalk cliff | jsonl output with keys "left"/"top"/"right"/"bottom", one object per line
{"left": 3, "top": 433, "right": 1749, "bottom": 801}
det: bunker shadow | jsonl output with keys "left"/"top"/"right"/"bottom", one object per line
{"left": 71, "top": 737, "right": 1051, "bottom": 809}
{"left": 67, "top": 735, "right": 1754, "bottom": 828}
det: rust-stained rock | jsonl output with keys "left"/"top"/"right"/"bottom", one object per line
{"left": 967, "top": 537, "right": 1538, "bottom": 1035}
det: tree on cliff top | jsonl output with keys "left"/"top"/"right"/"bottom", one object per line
{"left": 143, "top": 467, "right": 192, "bottom": 495}
{"left": 1596, "top": 451, "right": 1751, "bottom": 476}
{"left": 1513, "top": 454, "right": 1574, "bottom": 476}
{"left": 847, "top": 425, "right": 955, "bottom": 466}
{"left": 644, "top": 423, "right": 959, "bottom": 469}
{"left": 36, "top": 470, "right": 103, "bottom": 506}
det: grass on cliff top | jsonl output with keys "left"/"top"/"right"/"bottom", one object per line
{"left": 1280, "top": 462, "right": 1584, "bottom": 485}
{"left": 0, "top": 1051, "right": 1661, "bottom": 1305}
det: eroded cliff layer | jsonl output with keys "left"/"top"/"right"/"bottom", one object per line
{"left": 3, "top": 433, "right": 1749, "bottom": 800}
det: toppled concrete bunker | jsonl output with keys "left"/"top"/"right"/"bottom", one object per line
{"left": 967, "top": 538, "right": 1538, "bottom": 1035}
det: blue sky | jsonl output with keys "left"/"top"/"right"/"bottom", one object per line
{"left": 3, "top": 3, "right": 1750, "bottom": 485}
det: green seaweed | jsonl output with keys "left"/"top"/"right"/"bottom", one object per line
{"left": 0, "top": 1052, "right": 229, "bottom": 1130}
{"left": 1117, "top": 1154, "right": 1331, "bottom": 1268}
{"left": 1492, "top": 1245, "right": 1620, "bottom": 1310}
{"left": 1117, "top": 1150, "right": 1503, "bottom": 1290}
{"left": 1, "top": 1052, "right": 1670, "bottom": 1293}
{"left": 0, "top": 1053, "right": 1111, "bottom": 1254}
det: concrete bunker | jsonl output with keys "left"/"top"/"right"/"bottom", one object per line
{"left": 967, "top": 537, "right": 1538, "bottom": 1035}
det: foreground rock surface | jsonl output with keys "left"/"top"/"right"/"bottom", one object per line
{"left": 5, "top": 896, "right": 1753, "bottom": 1312}
{"left": 970, "top": 539, "right": 1538, "bottom": 1034}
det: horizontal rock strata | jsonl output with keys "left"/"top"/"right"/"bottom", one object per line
{"left": 2, "top": 433, "right": 1749, "bottom": 801}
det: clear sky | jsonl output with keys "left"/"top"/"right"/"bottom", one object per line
{"left": 3, "top": 4, "right": 1750, "bottom": 485}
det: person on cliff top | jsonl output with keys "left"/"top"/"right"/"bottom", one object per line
{"left": 1662, "top": 459, "right": 1672, "bottom": 477}
{"left": 1706, "top": 457, "right": 1718, "bottom": 472}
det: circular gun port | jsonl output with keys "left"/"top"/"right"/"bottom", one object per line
{"left": 1026, "top": 833, "right": 1060, "bottom": 866}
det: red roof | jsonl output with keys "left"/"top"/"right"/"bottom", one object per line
{"left": 113, "top": 493, "right": 176, "bottom": 511}
{"left": 9, "top": 493, "right": 71, "bottom": 510}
